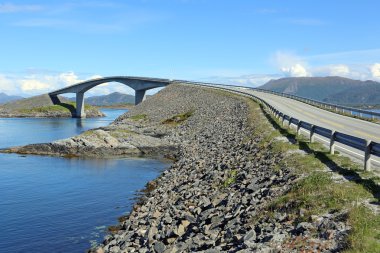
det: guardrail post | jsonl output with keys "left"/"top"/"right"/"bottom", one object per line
{"left": 310, "top": 125, "right": 315, "bottom": 143}
{"left": 330, "top": 130, "right": 336, "bottom": 154}
{"left": 297, "top": 122, "right": 302, "bottom": 136}
{"left": 288, "top": 117, "right": 292, "bottom": 128}
{"left": 281, "top": 115, "right": 285, "bottom": 127}
{"left": 364, "top": 140, "right": 372, "bottom": 171}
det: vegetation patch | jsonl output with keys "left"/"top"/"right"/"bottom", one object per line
{"left": 162, "top": 111, "right": 193, "bottom": 125}
{"left": 17, "top": 102, "right": 94, "bottom": 114}
{"left": 109, "top": 129, "right": 136, "bottom": 138}
{"left": 222, "top": 169, "right": 238, "bottom": 188}
{"left": 243, "top": 96, "right": 380, "bottom": 252}
{"left": 129, "top": 114, "right": 147, "bottom": 121}
{"left": 270, "top": 171, "right": 370, "bottom": 221}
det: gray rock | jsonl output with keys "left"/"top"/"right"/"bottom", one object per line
{"left": 243, "top": 229, "right": 257, "bottom": 247}
{"left": 154, "top": 242, "right": 166, "bottom": 253}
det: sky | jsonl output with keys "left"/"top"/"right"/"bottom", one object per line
{"left": 1, "top": 0, "right": 380, "bottom": 97}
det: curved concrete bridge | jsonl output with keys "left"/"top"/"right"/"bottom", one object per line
{"left": 49, "top": 76, "right": 171, "bottom": 118}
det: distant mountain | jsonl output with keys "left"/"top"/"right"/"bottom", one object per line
{"left": 259, "top": 76, "right": 380, "bottom": 105}
{"left": 0, "top": 92, "right": 23, "bottom": 104}
{"left": 323, "top": 81, "right": 380, "bottom": 105}
{"left": 68, "top": 92, "right": 135, "bottom": 106}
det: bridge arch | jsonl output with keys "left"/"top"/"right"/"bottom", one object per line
{"left": 49, "top": 76, "right": 171, "bottom": 118}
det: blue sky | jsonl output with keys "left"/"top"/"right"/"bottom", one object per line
{"left": 1, "top": 0, "right": 380, "bottom": 96}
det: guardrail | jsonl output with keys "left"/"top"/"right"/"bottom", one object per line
{"left": 172, "top": 80, "right": 380, "bottom": 171}
{"left": 253, "top": 88, "right": 380, "bottom": 120}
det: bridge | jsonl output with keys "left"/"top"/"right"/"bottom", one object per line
{"left": 48, "top": 76, "right": 171, "bottom": 118}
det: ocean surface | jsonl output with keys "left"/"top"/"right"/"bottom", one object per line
{"left": 0, "top": 109, "right": 170, "bottom": 253}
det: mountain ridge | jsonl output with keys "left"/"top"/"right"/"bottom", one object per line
{"left": 259, "top": 76, "right": 380, "bottom": 105}
{"left": 0, "top": 92, "right": 23, "bottom": 104}
{"left": 67, "top": 92, "right": 135, "bottom": 106}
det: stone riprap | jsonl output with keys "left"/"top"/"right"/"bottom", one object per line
{"left": 87, "top": 84, "right": 348, "bottom": 252}
{"left": 3, "top": 84, "right": 350, "bottom": 252}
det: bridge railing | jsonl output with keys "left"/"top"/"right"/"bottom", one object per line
{"left": 172, "top": 80, "right": 380, "bottom": 171}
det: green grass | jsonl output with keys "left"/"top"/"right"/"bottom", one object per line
{"left": 17, "top": 102, "right": 94, "bottom": 114}
{"left": 270, "top": 172, "right": 370, "bottom": 221}
{"left": 162, "top": 111, "right": 193, "bottom": 125}
{"left": 19, "top": 105, "right": 70, "bottom": 113}
{"left": 222, "top": 169, "right": 238, "bottom": 188}
{"left": 242, "top": 97, "right": 380, "bottom": 252}
{"left": 129, "top": 114, "right": 147, "bottom": 121}
{"left": 346, "top": 205, "right": 380, "bottom": 252}
{"left": 109, "top": 129, "right": 136, "bottom": 138}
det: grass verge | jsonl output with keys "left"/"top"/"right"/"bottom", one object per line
{"left": 162, "top": 111, "right": 193, "bottom": 125}
{"left": 243, "top": 96, "right": 380, "bottom": 252}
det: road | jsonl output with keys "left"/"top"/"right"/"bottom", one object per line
{"left": 223, "top": 86, "right": 380, "bottom": 170}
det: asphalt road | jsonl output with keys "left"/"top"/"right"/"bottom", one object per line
{"left": 224, "top": 86, "right": 380, "bottom": 170}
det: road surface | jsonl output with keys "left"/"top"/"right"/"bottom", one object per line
{"left": 226, "top": 86, "right": 380, "bottom": 170}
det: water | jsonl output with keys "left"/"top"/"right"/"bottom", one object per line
{"left": 0, "top": 109, "right": 127, "bottom": 147}
{"left": 0, "top": 109, "right": 169, "bottom": 253}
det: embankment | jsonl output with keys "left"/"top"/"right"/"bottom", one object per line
{"left": 5, "top": 84, "right": 378, "bottom": 252}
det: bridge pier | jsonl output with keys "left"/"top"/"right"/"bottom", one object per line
{"left": 76, "top": 92, "right": 86, "bottom": 118}
{"left": 135, "top": 89, "right": 147, "bottom": 105}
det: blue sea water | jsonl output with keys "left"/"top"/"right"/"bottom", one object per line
{"left": 0, "top": 109, "right": 169, "bottom": 253}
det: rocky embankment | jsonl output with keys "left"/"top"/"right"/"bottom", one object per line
{"left": 4, "top": 84, "right": 353, "bottom": 252}
{"left": 89, "top": 84, "right": 348, "bottom": 252}
{"left": 0, "top": 94, "right": 104, "bottom": 118}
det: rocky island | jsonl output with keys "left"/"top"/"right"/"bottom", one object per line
{"left": 0, "top": 93, "right": 104, "bottom": 118}
{"left": 4, "top": 84, "right": 379, "bottom": 252}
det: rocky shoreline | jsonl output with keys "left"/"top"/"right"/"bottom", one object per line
{"left": 5, "top": 84, "right": 357, "bottom": 252}
{"left": 0, "top": 93, "right": 104, "bottom": 118}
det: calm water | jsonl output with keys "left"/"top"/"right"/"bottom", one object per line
{"left": 0, "top": 109, "right": 169, "bottom": 253}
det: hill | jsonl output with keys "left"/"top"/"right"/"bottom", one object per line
{"left": 259, "top": 76, "right": 380, "bottom": 105}
{"left": 323, "top": 81, "right": 380, "bottom": 105}
{"left": 67, "top": 92, "right": 135, "bottom": 106}
{"left": 0, "top": 94, "right": 104, "bottom": 118}
{"left": 0, "top": 92, "right": 23, "bottom": 104}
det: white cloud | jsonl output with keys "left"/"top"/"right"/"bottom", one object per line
{"left": 0, "top": 71, "right": 107, "bottom": 96}
{"left": 281, "top": 64, "right": 310, "bottom": 77}
{"left": 20, "top": 79, "right": 50, "bottom": 91}
{"left": 370, "top": 63, "right": 380, "bottom": 79}
{"left": 201, "top": 74, "right": 281, "bottom": 87}
{"left": 58, "top": 72, "right": 83, "bottom": 86}
{"left": 313, "top": 64, "right": 351, "bottom": 77}
{"left": 273, "top": 51, "right": 310, "bottom": 77}
{"left": 328, "top": 64, "right": 350, "bottom": 76}
{"left": 0, "top": 74, "right": 17, "bottom": 94}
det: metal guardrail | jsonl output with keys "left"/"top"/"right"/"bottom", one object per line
{"left": 253, "top": 88, "right": 380, "bottom": 120}
{"left": 172, "top": 80, "right": 380, "bottom": 171}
